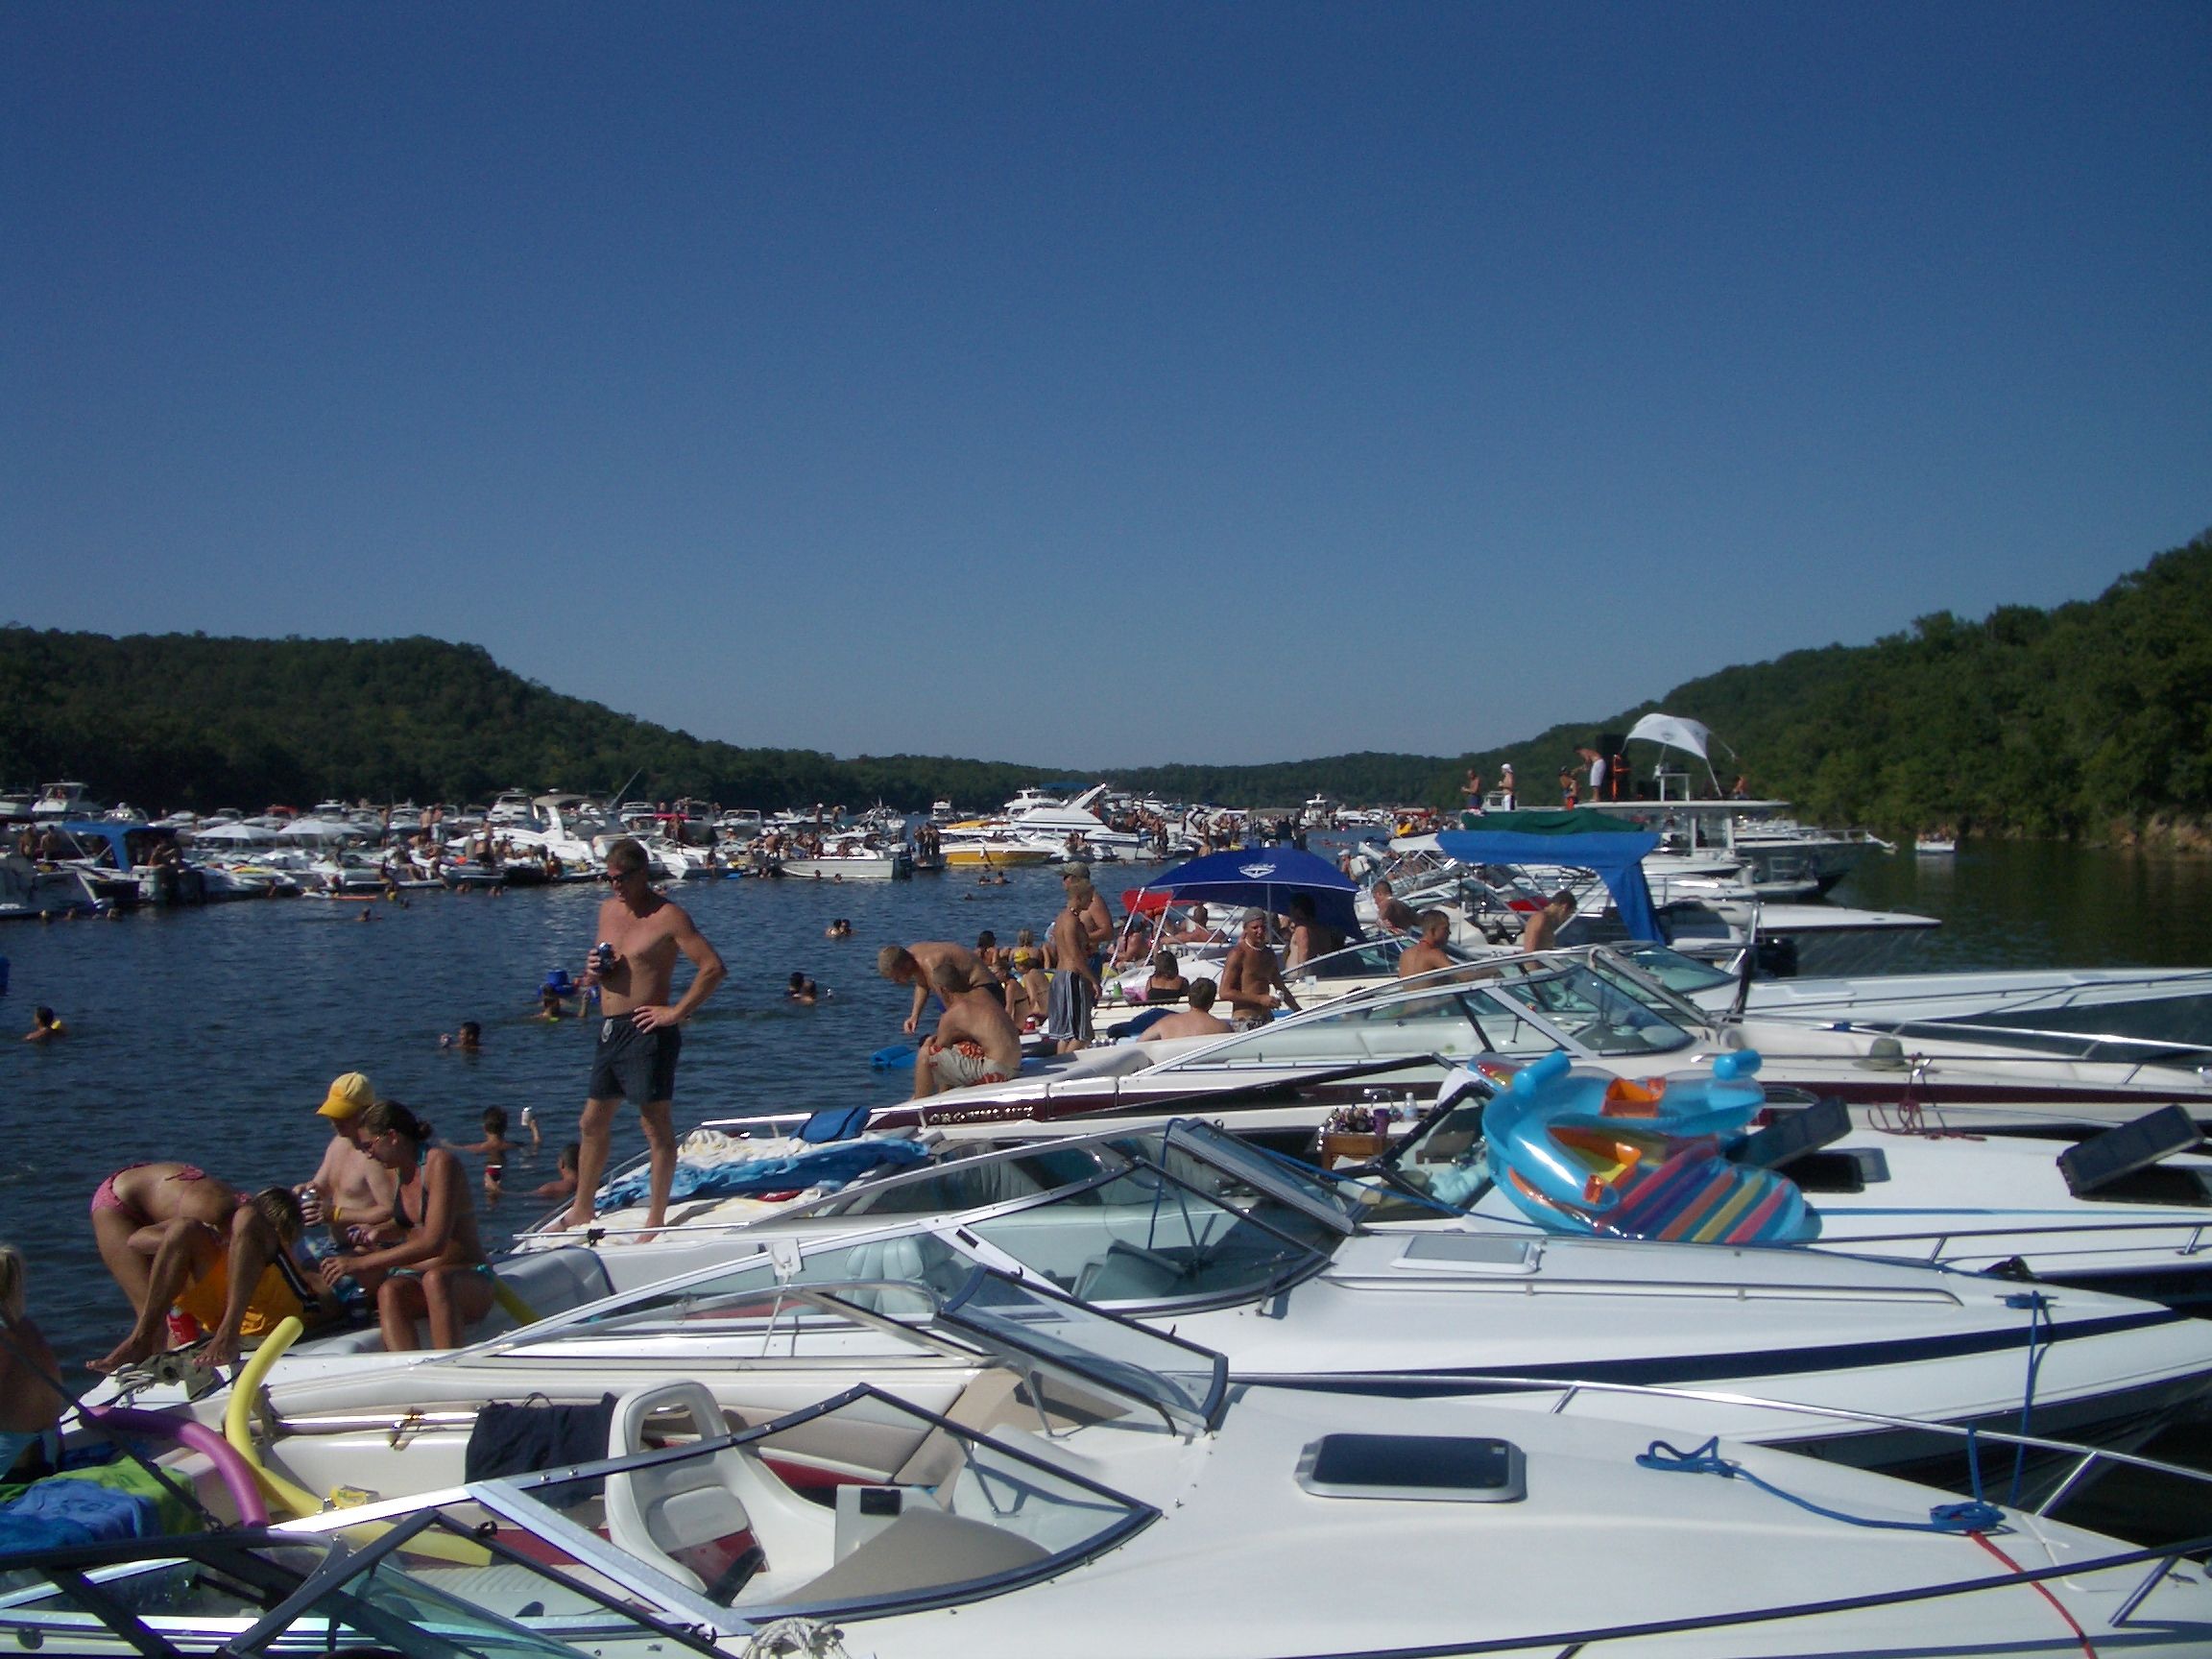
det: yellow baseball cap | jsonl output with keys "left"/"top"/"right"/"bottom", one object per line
{"left": 317, "top": 1072, "right": 376, "bottom": 1120}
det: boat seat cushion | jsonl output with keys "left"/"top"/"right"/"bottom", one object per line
{"left": 787, "top": 1506, "right": 1049, "bottom": 1604}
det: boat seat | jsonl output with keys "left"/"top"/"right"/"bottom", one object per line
{"left": 603, "top": 1381, "right": 833, "bottom": 1601}
{"left": 1073, "top": 1239, "right": 1184, "bottom": 1303}
{"left": 784, "top": 1506, "right": 1049, "bottom": 1605}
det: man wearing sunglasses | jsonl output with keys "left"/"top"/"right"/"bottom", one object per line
{"left": 565, "top": 838, "right": 726, "bottom": 1234}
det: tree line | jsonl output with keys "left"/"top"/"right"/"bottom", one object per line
{"left": 1, "top": 529, "right": 2204, "bottom": 838}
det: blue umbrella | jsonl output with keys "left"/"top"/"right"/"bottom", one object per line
{"left": 1138, "top": 846, "right": 1361, "bottom": 935}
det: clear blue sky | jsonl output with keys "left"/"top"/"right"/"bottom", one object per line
{"left": 5, "top": 4, "right": 2206, "bottom": 767}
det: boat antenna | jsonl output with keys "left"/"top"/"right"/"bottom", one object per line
{"left": 608, "top": 766, "right": 646, "bottom": 809}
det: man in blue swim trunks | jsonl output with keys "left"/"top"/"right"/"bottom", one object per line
{"left": 566, "top": 839, "right": 726, "bottom": 1235}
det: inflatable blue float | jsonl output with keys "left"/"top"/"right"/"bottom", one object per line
{"left": 1482, "top": 1049, "right": 1819, "bottom": 1245}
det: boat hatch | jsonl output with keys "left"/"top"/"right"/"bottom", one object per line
{"left": 1394, "top": 1234, "right": 1541, "bottom": 1274}
{"left": 1296, "top": 1433, "right": 1527, "bottom": 1503}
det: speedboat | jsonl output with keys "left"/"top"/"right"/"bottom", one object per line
{"left": 780, "top": 837, "right": 912, "bottom": 880}
{"left": 503, "top": 1119, "right": 2212, "bottom": 1480}
{"left": 878, "top": 948, "right": 2212, "bottom": 1138}
{"left": 33, "top": 1278, "right": 2212, "bottom": 1658}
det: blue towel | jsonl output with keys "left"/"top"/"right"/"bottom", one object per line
{"left": 598, "top": 1138, "right": 930, "bottom": 1211}
{"left": 0, "top": 1474, "right": 161, "bottom": 1552}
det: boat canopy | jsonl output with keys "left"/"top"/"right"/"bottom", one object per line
{"left": 1139, "top": 846, "right": 1360, "bottom": 934}
{"left": 1626, "top": 712, "right": 1729, "bottom": 792}
{"left": 1436, "top": 810, "right": 1664, "bottom": 942}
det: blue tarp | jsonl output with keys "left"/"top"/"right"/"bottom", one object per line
{"left": 1436, "top": 813, "right": 1665, "bottom": 943}
{"left": 597, "top": 1137, "right": 930, "bottom": 1210}
{"left": 0, "top": 1470, "right": 163, "bottom": 1554}
{"left": 1139, "top": 847, "right": 1362, "bottom": 935}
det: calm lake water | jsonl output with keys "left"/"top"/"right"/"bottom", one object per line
{"left": 4, "top": 838, "right": 2209, "bottom": 1367}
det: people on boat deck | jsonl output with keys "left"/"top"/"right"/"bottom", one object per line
{"left": 1397, "top": 911, "right": 1456, "bottom": 978}
{"left": 1005, "top": 947, "right": 1052, "bottom": 1027}
{"left": 324, "top": 1100, "right": 493, "bottom": 1352}
{"left": 23, "top": 1005, "right": 64, "bottom": 1043}
{"left": 1521, "top": 889, "right": 1577, "bottom": 953}
{"left": 1059, "top": 863, "right": 1116, "bottom": 964}
{"left": 911, "top": 963, "right": 1023, "bottom": 1098}
{"left": 300, "top": 1071, "right": 400, "bottom": 1255}
{"left": 1463, "top": 768, "right": 1482, "bottom": 808}
{"left": 1143, "top": 950, "right": 1190, "bottom": 1003}
{"left": 878, "top": 939, "right": 983, "bottom": 1033}
{"left": 1499, "top": 762, "right": 1515, "bottom": 809}
{"left": 1220, "top": 911, "right": 1299, "bottom": 1027}
{"left": 0, "top": 1244, "right": 64, "bottom": 1481}
{"left": 1140, "top": 977, "right": 1231, "bottom": 1042}
{"left": 88, "top": 1166, "right": 333, "bottom": 1374}
{"left": 1558, "top": 768, "right": 1578, "bottom": 807}
{"left": 1043, "top": 880, "right": 1104, "bottom": 1052}
{"left": 1285, "top": 894, "right": 1343, "bottom": 970}
{"left": 1371, "top": 879, "right": 1418, "bottom": 933}
{"left": 973, "top": 930, "right": 1009, "bottom": 990}
{"left": 1168, "top": 902, "right": 1223, "bottom": 946}
{"left": 566, "top": 837, "right": 727, "bottom": 1235}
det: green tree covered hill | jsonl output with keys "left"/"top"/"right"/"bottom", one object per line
{"left": 2, "top": 528, "right": 2205, "bottom": 838}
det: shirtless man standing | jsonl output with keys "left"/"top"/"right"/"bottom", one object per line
{"left": 1396, "top": 911, "right": 1457, "bottom": 977}
{"left": 1219, "top": 912, "right": 1299, "bottom": 1027}
{"left": 1521, "top": 890, "right": 1577, "bottom": 953}
{"left": 911, "top": 964, "right": 1024, "bottom": 1098}
{"left": 1043, "top": 886, "right": 1102, "bottom": 1052}
{"left": 566, "top": 838, "right": 727, "bottom": 1233}
{"left": 878, "top": 940, "right": 983, "bottom": 1034}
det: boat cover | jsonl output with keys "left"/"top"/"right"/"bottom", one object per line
{"left": 1435, "top": 811, "right": 1664, "bottom": 942}
{"left": 597, "top": 1136, "right": 932, "bottom": 1210}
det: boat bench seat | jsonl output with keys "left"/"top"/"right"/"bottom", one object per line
{"left": 785, "top": 1506, "right": 1049, "bottom": 1604}
{"left": 304, "top": 1245, "right": 615, "bottom": 1356}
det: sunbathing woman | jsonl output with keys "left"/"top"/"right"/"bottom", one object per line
{"left": 323, "top": 1101, "right": 494, "bottom": 1351}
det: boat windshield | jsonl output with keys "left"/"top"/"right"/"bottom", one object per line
{"left": 1289, "top": 936, "right": 1478, "bottom": 981}
{"left": 1485, "top": 960, "right": 1699, "bottom": 1058}
{"left": 1617, "top": 944, "right": 1741, "bottom": 998}
{"left": 0, "top": 1528, "right": 697, "bottom": 1659}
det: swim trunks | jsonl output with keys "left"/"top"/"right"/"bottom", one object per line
{"left": 589, "top": 1016, "right": 682, "bottom": 1106}
{"left": 90, "top": 1164, "right": 208, "bottom": 1219}
{"left": 926, "top": 1037, "right": 1010, "bottom": 1089}
{"left": 1043, "top": 971, "right": 1095, "bottom": 1046}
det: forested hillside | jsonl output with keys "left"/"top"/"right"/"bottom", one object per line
{"left": 1, "top": 529, "right": 2205, "bottom": 839}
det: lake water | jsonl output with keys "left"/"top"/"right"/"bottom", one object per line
{"left": 5, "top": 838, "right": 2210, "bottom": 1367}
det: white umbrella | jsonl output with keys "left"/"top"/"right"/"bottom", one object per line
{"left": 189, "top": 822, "right": 276, "bottom": 845}
{"left": 278, "top": 817, "right": 362, "bottom": 841}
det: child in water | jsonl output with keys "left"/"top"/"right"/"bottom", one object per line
{"left": 460, "top": 1107, "right": 513, "bottom": 1195}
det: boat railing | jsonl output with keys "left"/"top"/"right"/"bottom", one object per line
{"left": 1815, "top": 1214, "right": 2212, "bottom": 1265}
{"left": 1467, "top": 1368, "right": 2212, "bottom": 1526}
{"left": 1830, "top": 1014, "right": 2212, "bottom": 1075}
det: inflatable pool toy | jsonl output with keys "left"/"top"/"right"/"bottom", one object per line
{"left": 1483, "top": 1050, "right": 1819, "bottom": 1245}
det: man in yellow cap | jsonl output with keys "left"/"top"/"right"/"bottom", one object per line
{"left": 300, "top": 1072, "right": 398, "bottom": 1251}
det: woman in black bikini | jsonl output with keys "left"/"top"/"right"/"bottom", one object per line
{"left": 321, "top": 1101, "right": 493, "bottom": 1351}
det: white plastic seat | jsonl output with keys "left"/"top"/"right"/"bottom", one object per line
{"left": 603, "top": 1381, "right": 836, "bottom": 1600}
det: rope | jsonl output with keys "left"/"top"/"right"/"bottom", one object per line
{"left": 2005, "top": 1290, "right": 2054, "bottom": 1508}
{"left": 1635, "top": 1436, "right": 2007, "bottom": 1535}
{"left": 1966, "top": 1530, "right": 2100, "bottom": 1659}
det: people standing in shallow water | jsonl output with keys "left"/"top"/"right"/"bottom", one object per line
{"left": 325, "top": 1100, "right": 493, "bottom": 1352}
{"left": 566, "top": 838, "right": 726, "bottom": 1236}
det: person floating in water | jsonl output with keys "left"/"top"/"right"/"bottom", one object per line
{"left": 24, "top": 1006, "right": 64, "bottom": 1043}
{"left": 438, "top": 1021, "right": 483, "bottom": 1051}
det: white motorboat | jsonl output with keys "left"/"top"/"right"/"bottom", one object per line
{"left": 502, "top": 1120, "right": 2212, "bottom": 1481}
{"left": 68, "top": 1277, "right": 2212, "bottom": 1659}
{"left": 876, "top": 949, "right": 2212, "bottom": 1137}
{"left": 780, "top": 837, "right": 912, "bottom": 880}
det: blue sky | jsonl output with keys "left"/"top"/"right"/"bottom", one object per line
{"left": 4, "top": 4, "right": 2206, "bottom": 767}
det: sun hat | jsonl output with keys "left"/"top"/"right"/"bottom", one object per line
{"left": 317, "top": 1071, "right": 376, "bottom": 1120}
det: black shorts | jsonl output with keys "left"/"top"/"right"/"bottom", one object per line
{"left": 589, "top": 1017, "right": 682, "bottom": 1106}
